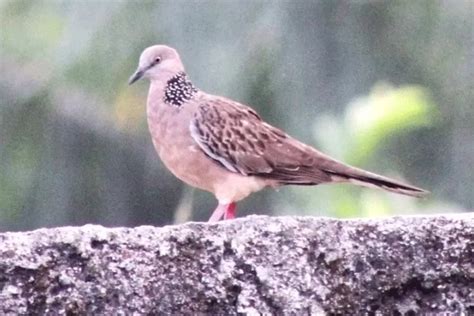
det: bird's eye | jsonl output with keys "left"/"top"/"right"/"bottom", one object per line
{"left": 154, "top": 57, "right": 161, "bottom": 64}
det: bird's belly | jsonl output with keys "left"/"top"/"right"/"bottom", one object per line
{"left": 151, "top": 136, "right": 266, "bottom": 203}
{"left": 157, "top": 141, "right": 215, "bottom": 191}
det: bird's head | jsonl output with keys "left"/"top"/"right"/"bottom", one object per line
{"left": 129, "top": 45, "right": 185, "bottom": 85}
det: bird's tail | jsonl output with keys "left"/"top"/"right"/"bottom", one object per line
{"left": 325, "top": 165, "right": 428, "bottom": 198}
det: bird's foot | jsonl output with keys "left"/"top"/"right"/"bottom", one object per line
{"left": 208, "top": 202, "right": 237, "bottom": 222}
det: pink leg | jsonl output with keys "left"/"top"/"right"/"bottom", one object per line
{"left": 208, "top": 202, "right": 237, "bottom": 222}
{"left": 224, "top": 202, "right": 237, "bottom": 220}
{"left": 208, "top": 204, "right": 226, "bottom": 222}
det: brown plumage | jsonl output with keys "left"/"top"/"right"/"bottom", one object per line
{"left": 129, "top": 45, "right": 428, "bottom": 222}
{"left": 190, "top": 96, "right": 427, "bottom": 197}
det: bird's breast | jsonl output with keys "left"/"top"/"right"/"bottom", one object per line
{"left": 146, "top": 98, "right": 213, "bottom": 191}
{"left": 145, "top": 91, "right": 270, "bottom": 202}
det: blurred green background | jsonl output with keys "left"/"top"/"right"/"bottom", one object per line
{"left": 0, "top": 0, "right": 472, "bottom": 231}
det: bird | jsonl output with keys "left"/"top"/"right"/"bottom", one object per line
{"left": 129, "top": 45, "right": 428, "bottom": 222}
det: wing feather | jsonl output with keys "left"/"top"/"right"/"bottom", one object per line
{"left": 189, "top": 97, "right": 331, "bottom": 184}
{"left": 189, "top": 96, "right": 428, "bottom": 197}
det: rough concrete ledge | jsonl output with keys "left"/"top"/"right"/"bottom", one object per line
{"left": 0, "top": 214, "right": 472, "bottom": 315}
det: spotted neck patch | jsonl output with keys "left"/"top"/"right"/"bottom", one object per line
{"left": 163, "top": 72, "right": 198, "bottom": 107}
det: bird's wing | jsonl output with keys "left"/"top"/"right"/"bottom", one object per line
{"left": 189, "top": 96, "right": 332, "bottom": 184}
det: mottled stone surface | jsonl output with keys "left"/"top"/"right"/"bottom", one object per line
{"left": 0, "top": 215, "right": 473, "bottom": 315}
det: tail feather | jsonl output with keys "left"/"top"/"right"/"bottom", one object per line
{"left": 325, "top": 167, "right": 429, "bottom": 198}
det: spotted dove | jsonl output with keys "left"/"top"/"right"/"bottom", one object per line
{"left": 129, "top": 45, "right": 428, "bottom": 222}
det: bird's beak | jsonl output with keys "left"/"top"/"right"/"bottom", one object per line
{"left": 128, "top": 68, "right": 145, "bottom": 85}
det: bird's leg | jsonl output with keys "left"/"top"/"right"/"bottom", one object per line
{"left": 208, "top": 202, "right": 237, "bottom": 222}
{"left": 224, "top": 202, "right": 237, "bottom": 220}
{"left": 208, "top": 204, "right": 226, "bottom": 222}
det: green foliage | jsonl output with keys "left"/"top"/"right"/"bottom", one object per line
{"left": 0, "top": 92, "right": 49, "bottom": 218}
{"left": 291, "top": 83, "right": 437, "bottom": 218}
{"left": 345, "top": 83, "right": 436, "bottom": 165}
{"left": 1, "top": 1, "right": 64, "bottom": 60}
